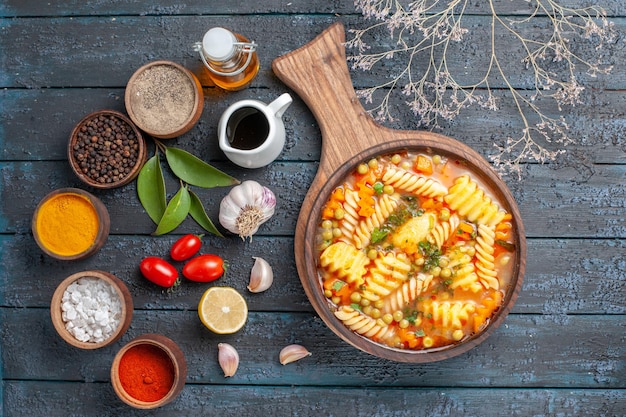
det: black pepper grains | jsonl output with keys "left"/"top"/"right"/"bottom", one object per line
{"left": 70, "top": 112, "right": 143, "bottom": 187}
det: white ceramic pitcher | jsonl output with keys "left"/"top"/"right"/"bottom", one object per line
{"left": 218, "top": 93, "right": 293, "bottom": 168}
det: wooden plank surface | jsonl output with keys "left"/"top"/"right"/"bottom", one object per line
{"left": 1, "top": 0, "right": 624, "bottom": 415}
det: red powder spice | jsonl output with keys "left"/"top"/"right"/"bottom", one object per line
{"left": 118, "top": 344, "right": 175, "bottom": 402}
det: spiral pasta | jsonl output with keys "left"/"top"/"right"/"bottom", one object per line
{"left": 361, "top": 252, "right": 412, "bottom": 302}
{"left": 475, "top": 224, "right": 499, "bottom": 290}
{"left": 382, "top": 273, "right": 433, "bottom": 314}
{"left": 446, "top": 245, "right": 483, "bottom": 292}
{"left": 382, "top": 166, "right": 448, "bottom": 198}
{"left": 427, "top": 213, "right": 460, "bottom": 249}
{"left": 444, "top": 175, "right": 506, "bottom": 226}
{"left": 339, "top": 189, "right": 360, "bottom": 240}
{"left": 334, "top": 306, "right": 396, "bottom": 340}
{"left": 420, "top": 300, "right": 476, "bottom": 330}
{"left": 319, "top": 241, "right": 369, "bottom": 286}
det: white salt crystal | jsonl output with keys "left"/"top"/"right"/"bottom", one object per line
{"left": 61, "top": 276, "right": 123, "bottom": 344}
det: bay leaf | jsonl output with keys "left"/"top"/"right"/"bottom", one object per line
{"left": 165, "top": 147, "right": 240, "bottom": 188}
{"left": 153, "top": 184, "right": 191, "bottom": 236}
{"left": 137, "top": 154, "right": 167, "bottom": 224}
{"left": 189, "top": 190, "right": 223, "bottom": 237}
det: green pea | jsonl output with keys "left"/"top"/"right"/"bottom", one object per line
{"left": 350, "top": 292, "right": 362, "bottom": 303}
{"left": 322, "top": 220, "right": 333, "bottom": 229}
{"left": 393, "top": 310, "right": 403, "bottom": 322}
{"left": 357, "top": 163, "right": 368, "bottom": 175}
{"left": 398, "top": 319, "right": 410, "bottom": 329}
{"left": 322, "top": 230, "right": 333, "bottom": 240}
{"left": 334, "top": 208, "right": 344, "bottom": 220}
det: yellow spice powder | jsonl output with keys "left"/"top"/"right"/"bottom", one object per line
{"left": 36, "top": 193, "right": 99, "bottom": 256}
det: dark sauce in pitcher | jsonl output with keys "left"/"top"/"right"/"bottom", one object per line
{"left": 226, "top": 107, "right": 269, "bottom": 150}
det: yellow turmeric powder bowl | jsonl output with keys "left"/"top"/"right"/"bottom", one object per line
{"left": 32, "top": 188, "right": 110, "bottom": 260}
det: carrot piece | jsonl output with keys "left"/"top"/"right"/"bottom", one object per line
{"left": 495, "top": 222, "right": 511, "bottom": 232}
{"left": 415, "top": 155, "right": 433, "bottom": 175}
{"left": 458, "top": 222, "right": 474, "bottom": 234}
{"left": 331, "top": 187, "right": 345, "bottom": 203}
{"left": 421, "top": 198, "right": 435, "bottom": 209}
{"left": 357, "top": 183, "right": 375, "bottom": 217}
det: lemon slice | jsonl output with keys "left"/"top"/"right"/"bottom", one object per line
{"left": 198, "top": 286, "right": 248, "bottom": 334}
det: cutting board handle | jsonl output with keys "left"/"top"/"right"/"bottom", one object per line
{"left": 272, "top": 22, "right": 394, "bottom": 174}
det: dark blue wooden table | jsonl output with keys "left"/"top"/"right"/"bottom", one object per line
{"left": 1, "top": 1, "right": 624, "bottom": 416}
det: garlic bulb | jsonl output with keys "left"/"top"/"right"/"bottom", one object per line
{"left": 248, "top": 257, "right": 273, "bottom": 293}
{"left": 219, "top": 180, "right": 276, "bottom": 240}
{"left": 218, "top": 343, "right": 239, "bottom": 377}
{"left": 279, "top": 344, "right": 312, "bottom": 365}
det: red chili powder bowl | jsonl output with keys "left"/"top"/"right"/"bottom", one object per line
{"left": 111, "top": 334, "right": 187, "bottom": 409}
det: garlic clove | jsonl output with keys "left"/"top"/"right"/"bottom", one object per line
{"left": 248, "top": 257, "right": 273, "bottom": 293}
{"left": 279, "top": 344, "right": 312, "bottom": 365}
{"left": 218, "top": 343, "right": 239, "bottom": 377}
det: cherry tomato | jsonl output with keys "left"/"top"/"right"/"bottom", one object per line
{"left": 140, "top": 257, "right": 179, "bottom": 288}
{"left": 170, "top": 234, "right": 203, "bottom": 261}
{"left": 183, "top": 254, "right": 226, "bottom": 282}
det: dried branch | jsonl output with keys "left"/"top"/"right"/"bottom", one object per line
{"left": 348, "top": 0, "right": 616, "bottom": 179}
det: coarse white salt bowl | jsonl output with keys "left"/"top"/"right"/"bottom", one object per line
{"left": 50, "top": 270, "right": 133, "bottom": 350}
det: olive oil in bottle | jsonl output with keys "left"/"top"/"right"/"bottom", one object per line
{"left": 194, "top": 27, "right": 259, "bottom": 91}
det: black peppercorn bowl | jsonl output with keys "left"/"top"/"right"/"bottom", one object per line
{"left": 68, "top": 110, "right": 147, "bottom": 189}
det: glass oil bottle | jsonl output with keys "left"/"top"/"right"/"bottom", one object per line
{"left": 194, "top": 27, "right": 259, "bottom": 91}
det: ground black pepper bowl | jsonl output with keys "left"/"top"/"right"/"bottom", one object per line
{"left": 68, "top": 110, "right": 147, "bottom": 189}
{"left": 125, "top": 60, "right": 204, "bottom": 139}
{"left": 50, "top": 270, "right": 133, "bottom": 350}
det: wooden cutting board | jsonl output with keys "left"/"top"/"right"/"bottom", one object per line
{"left": 272, "top": 22, "right": 526, "bottom": 362}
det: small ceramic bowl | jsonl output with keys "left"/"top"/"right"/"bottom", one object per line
{"left": 125, "top": 60, "right": 204, "bottom": 139}
{"left": 50, "top": 270, "right": 133, "bottom": 349}
{"left": 111, "top": 334, "right": 187, "bottom": 409}
{"left": 32, "top": 188, "right": 110, "bottom": 261}
{"left": 68, "top": 109, "right": 147, "bottom": 189}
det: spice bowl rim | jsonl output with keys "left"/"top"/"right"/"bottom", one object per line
{"left": 32, "top": 187, "right": 111, "bottom": 261}
{"left": 68, "top": 109, "right": 147, "bottom": 189}
{"left": 124, "top": 60, "right": 204, "bottom": 139}
{"left": 111, "top": 333, "right": 187, "bottom": 409}
{"left": 50, "top": 270, "right": 133, "bottom": 350}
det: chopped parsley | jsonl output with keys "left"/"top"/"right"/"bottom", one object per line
{"left": 332, "top": 281, "right": 345, "bottom": 291}
{"left": 403, "top": 308, "right": 418, "bottom": 324}
{"left": 414, "top": 329, "right": 426, "bottom": 337}
{"left": 418, "top": 241, "right": 442, "bottom": 272}
{"left": 370, "top": 227, "right": 389, "bottom": 244}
